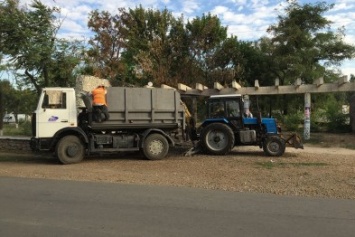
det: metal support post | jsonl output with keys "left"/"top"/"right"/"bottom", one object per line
{"left": 304, "top": 93, "right": 311, "bottom": 140}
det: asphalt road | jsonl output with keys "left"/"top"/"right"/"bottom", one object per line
{"left": 0, "top": 177, "right": 354, "bottom": 237}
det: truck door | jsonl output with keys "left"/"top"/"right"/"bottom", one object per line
{"left": 37, "top": 90, "right": 72, "bottom": 138}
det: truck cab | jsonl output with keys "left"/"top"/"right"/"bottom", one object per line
{"left": 31, "top": 88, "right": 78, "bottom": 150}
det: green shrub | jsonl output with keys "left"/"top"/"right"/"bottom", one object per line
{"left": 322, "top": 99, "right": 350, "bottom": 132}
{"left": 282, "top": 111, "right": 303, "bottom": 132}
{"left": 2, "top": 121, "right": 32, "bottom": 136}
{"left": 21, "top": 121, "right": 32, "bottom": 136}
{"left": 310, "top": 110, "right": 323, "bottom": 132}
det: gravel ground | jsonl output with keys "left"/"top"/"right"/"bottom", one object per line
{"left": 0, "top": 133, "right": 354, "bottom": 199}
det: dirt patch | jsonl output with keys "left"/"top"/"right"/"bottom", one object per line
{"left": 0, "top": 133, "right": 354, "bottom": 199}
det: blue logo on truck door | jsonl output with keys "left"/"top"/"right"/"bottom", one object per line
{"left": 48, "top": 116, "right": 59, "bottom": 122}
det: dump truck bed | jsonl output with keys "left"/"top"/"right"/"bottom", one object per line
{"left": 89, "top": 87, "right": 185, "bottom": 131}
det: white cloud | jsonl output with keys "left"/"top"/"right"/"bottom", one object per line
{"left": 212, "top": 6, "right": 229, "bottom": 15}
{"left": 211, "top": 3, "right": 277, "bottom": 40}
{"left": 182, "top": 0, "right": 200, "bottom": 15}
{"left": 338, "top": 60, "right": 355, "bottom": 76}
{"left": 229, "top": 0, "right": 247, "bottom": 6}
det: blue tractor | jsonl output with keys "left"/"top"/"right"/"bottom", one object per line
{"left": 188, "top": 94, "right": 302, "bottom": 156}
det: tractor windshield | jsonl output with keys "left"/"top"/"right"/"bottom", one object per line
{"left": 209, "top": 100, "right": 225, "bottom": 118}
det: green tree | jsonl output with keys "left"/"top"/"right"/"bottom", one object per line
{"left": 264, "top": 1, "right": 355, "bottom": 114}
{"left": 119, "top": 6, "right": 184, "bottom": 86}
{"left": 128, "top": 8, "right": 178, "bottom": 85}
{"left": 0, "top": 79, "right": 37, "bottom": 136}
{"left": 0, "top": 80, "right": 14, "bottom": 135}
{"left": 87, "top": 9, "right": 127, "bottom": 82}
{"left": 0, "top": 0, "right": 83, "bottom": 94}
{"left": 267, "top": 1, "right": 354, "bottom": 86}
{"left": 186, "top": 13, "right": 227, "bottom": 86}
{"left": 49, "top": 39, "right": 85, "bottom": 87}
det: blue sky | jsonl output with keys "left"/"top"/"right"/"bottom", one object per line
{"left": 17, "top": 0, "right": 355, "bottom": 76}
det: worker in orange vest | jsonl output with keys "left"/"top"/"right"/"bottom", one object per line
{"left": 91, "top": 84, "right": 109, "bottom": 122}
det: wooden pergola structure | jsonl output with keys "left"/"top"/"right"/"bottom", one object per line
{"left": 162, "top": 76, "right": 355, "bottom": 140}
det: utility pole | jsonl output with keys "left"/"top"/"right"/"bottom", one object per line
{"left": 304, "top": 93, "right": 311, "bottom": 140}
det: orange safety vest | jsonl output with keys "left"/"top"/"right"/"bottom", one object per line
{"left": 92, "top": 87, "right": 107, "bottom": 106}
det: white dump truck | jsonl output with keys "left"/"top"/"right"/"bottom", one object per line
{"left": 30, "top": 87, "right": 185, "bottom": 164}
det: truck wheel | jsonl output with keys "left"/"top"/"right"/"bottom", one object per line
{"left": 56, "top": 135, "right": 85, "bottom": 164}
{"left": 143, "top": 133, "right": 169, "bottom": 160}
{"left": 263, "top": 136, "right": 286, "bottom": 156}
{"left": 201, "top": 123, "right": 234, "bottom": 155}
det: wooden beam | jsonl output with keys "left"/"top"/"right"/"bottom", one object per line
{"left": 161, "top": 84, "right": 176, "bottom": 90}
{"left": 254, "top": 80, "right": 259, "bottom": 89}
{"left": 314, "top": 77, "right": 324, "bottom": 87}
{"left": 232, "top": 80, "right": 242, "bottom": 90}
{"left": 214, "top": 82, "right": 224, "bottom": 91}
{"left": 338, "top": 75, "right": 348, "bottom": 85}
{"left": 295, "top": 78, "right": 302, "bottom": 87}
{"left": 196, "top": 83, "right": 208, "bottom": 92}
{"left": 178, "top": 81, "right": 355, "bottom": 96}
{"left": 177, "top": 76, "right": 355, "bottom": 97}
{"left": 178, "top": 83, "right": 192, "bottom": 92}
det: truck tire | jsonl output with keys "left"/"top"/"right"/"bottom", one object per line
{"left": 56, "top": 135, "right": 85, "bottom": 164}
{"left": 201, "top": 123, "right": 235, "bottom": 155}
{"left": 263, "top": 136, "right": 286, "bottom": 156}
{"left": 143, "top": 133, "right": 169, "bottom": 160}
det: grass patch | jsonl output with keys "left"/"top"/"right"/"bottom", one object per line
{"left": 303, "top": 136, "right": 323, "bottom": 145}
{"left": 256, "top": 161, "right": 328, "bottom": 169}
{"left": 292, "top": 162, "right": 328, "bottom": 167}
{"left": 342, "top": 143, "right": 355, "bottom": 150}
{"left": 0, "top": 156, "right": 30, "bottom": 162}
{"left": 2, "top": 122, "right": 32, "bottom": 136}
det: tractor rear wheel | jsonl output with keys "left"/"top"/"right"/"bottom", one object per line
{"left": 200, "top": 123, "right": 235, "bottom": 155}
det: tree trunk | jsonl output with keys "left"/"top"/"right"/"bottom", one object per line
{"left": 25, "top": 70, "right": 41, "bottom": 95}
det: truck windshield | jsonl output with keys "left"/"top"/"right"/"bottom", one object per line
{"left": 42, "top": 91, "right": 67, "bottom": 109}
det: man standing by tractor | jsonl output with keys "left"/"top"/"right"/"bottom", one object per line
{"left": 92, "top": 84, "right": 109, "bottom": 122}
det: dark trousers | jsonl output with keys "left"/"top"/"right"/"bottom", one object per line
{"left": 93, "top": 105, "right": 109, "bottom": 122}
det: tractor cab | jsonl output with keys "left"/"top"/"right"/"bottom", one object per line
{"left": 204, "top": 94, "right": 244, "bottom": 130}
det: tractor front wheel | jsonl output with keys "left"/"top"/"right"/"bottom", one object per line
{"left": 263, "top": 136, "right": 286, "bottom": 156}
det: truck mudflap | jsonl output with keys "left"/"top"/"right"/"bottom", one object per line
{"left": 281, "top": 133, "right": 304, "bottom": 149}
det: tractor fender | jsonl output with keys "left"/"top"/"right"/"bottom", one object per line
{"left": 200, "top": 118, "right": 230, "bottom": 128}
